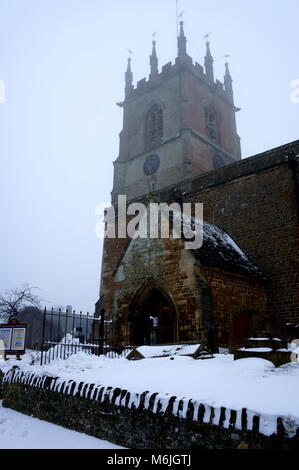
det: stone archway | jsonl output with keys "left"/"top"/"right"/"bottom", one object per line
{"left": 128, "top": 283, "right": 175, "bottom": 346}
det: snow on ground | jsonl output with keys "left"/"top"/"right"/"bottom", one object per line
{"left": 2, "top": 348, "right": 299, "bottom": 421}
{"left": 0, "top": 400, "right": 125, "bottom": 449}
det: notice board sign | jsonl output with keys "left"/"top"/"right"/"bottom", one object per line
{"left": 0, "top": 318, "right": 27, "bottom": 357}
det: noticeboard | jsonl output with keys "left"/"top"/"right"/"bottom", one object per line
{"left": 0, "top": 318, "right": 27, "bottom": 356}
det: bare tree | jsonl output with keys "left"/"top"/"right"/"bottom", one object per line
{"left": 0, "top": 283, "right": 44, "bottom": 322}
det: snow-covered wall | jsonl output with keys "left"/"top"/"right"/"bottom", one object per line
{"left": 2, "top": 367, "right": 299, "bottom": 449}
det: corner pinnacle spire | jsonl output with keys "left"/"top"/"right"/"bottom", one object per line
{"left": 150, "top": 40, "right": 158, "bottom": 78}
{"left": 125, "top": 56, "right": 133, "bottom": 96}
{"left": 224, "top": 61, "right": 233, "bottom": 99}
{"left": 177, "top": 21, "right": 187, "bottom": 56}
{"left": 204, "top": 41, "right": 214, "bottom": 82}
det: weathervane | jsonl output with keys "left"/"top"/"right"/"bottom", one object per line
{"left": 203, "top": 32, "right": 212, "bottom": 41}
{"left": 176, "top": 0, "right": 179, "bottom": 36}
{"left": 176, "top": 1, "right": 184, "bottom": 36}
{"left": 223, "top": 54, "right": 231, "bottom": 63}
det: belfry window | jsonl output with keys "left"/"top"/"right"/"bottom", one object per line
{"left": 146, "top": 105, "right": 163, "bottom": 147}
{"left": 205, "top": 107, "right": 219, "bottom": 144}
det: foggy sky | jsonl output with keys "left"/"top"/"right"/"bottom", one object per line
{"left": 0, "top": 0, "right": 298, "bottom": 313}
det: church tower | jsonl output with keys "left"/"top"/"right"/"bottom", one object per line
{"left": 111, "top": 23, "right": 241, "bottom": 204}
{"left": 97, "top": 22, "right": 298, "bottom": 353}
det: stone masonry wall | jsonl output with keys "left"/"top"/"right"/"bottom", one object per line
{"left": 200, "top": 266, "right": 268, "bottom": 346}
{"left": 2, "top": 368, "right": 299, "bottom": 449}
{"left": 187, "top": 159, "right": 298, "bottom": 324}
{"left": 112, "top": 236, "right": 200, "bottom": 344}
{"left": 111, "top": 232, "right": 267, "bottom": 347}
{"left": 101, "top": 143, "right": 298, "bottom": 337}
{"left": 152, "top": 143, "right": 299, "bottom": 324}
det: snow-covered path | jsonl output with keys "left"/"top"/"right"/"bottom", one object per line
{"left": 0, "top": 401, "right": 124, "bottom": 449}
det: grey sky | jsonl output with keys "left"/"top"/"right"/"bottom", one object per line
{"left": 0, "top": 0, "right": 298, "bottom": 313}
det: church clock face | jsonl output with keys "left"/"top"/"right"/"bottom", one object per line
{"left": 143, "top": 154, "right": 160, "bottom": 176}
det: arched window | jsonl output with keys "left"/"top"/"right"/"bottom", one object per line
{"left": 146, "top": 104, "right": 163, "bottom": 147}
{"left": 205, "top": 107, "right": 219, "bottom": 144}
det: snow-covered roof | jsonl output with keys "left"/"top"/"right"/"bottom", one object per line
{"left": 169, "top": 210, "right": 267, "bottom": 280}
{"left": 113, "top": 205, "right": 267, "bottom": 280}
{"left": 196, "top": 222, "right": 266, "bottom": 279}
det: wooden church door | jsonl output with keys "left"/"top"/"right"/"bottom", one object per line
{"left": 148, "top": 293, "right": 174, "bottom": 345}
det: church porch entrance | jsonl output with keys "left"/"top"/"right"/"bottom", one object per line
{"left": 131, "top": 288, "right": 175, "bottom": 346}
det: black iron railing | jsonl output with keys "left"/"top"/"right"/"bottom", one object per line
{"left": 40, "top": 307, "right": 131, "bottom": 365}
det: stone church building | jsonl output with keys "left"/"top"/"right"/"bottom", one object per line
{"left": 98, "top": 23, "right": 299, "bottom": 351}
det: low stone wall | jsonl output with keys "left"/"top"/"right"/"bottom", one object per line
{"left": 2, "top": 367, "right": 299, "bottom": 449}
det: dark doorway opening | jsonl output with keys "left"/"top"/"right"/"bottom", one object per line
{"left": 229, "top": 309, "right": 261, "bottom": 352}
{"left": 133, "top": 288, "right": 174, "bottom": 346}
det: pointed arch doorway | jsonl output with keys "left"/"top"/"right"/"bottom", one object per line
{"left": 130, "top": 287, "right": 175, "bottom": 346}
